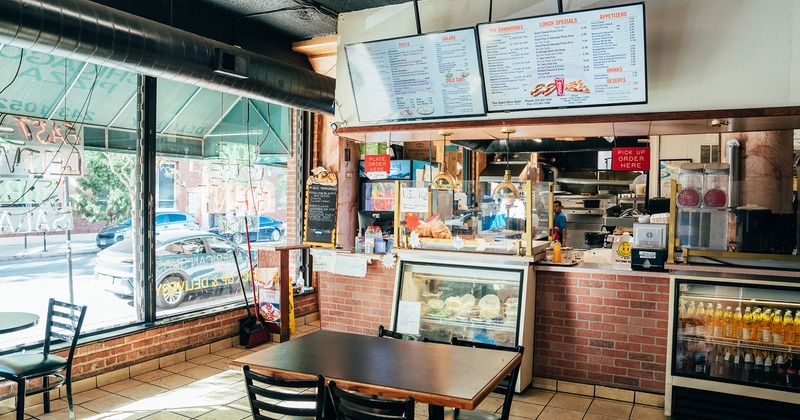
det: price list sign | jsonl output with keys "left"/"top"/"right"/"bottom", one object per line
{"left": 478, "top": 3, "right": 646, "bottom": 112}
{"left": 304, "top": 179, "right": 338, "bottom": 247}
{"left": 345, "top": 28, "right": 486, "bottom": 122}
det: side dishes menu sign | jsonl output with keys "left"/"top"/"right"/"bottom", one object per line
{"left": 478, "top": 3, "right": 646, "bottom": 112}
{"left": 345, "top": 28, "right": 486, "bottom": 122}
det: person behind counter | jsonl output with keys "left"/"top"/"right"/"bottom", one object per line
{"left": 553, "top": 200, "right": 567, "bottom": 245}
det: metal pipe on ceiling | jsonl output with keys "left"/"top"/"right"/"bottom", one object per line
{"left": 0, "top": 0, "right": 336, "bottom": 115}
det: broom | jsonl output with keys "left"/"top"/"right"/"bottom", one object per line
{"left": 234, "top": 246, "right": 270, "bottom": 348}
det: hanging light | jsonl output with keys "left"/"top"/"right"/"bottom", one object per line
{"left": 431, "top": 130, "right": 457, "bottom": 189}
{"left": 493, "top": 127, "right": 518, "bottom": 201}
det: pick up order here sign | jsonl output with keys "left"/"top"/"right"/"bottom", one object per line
{"left": 611, "top": 147, "right": 650, "bottom": 171}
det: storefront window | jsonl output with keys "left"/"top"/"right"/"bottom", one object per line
{"left": 0, "top": 47, "right": 293, "bottom": 350}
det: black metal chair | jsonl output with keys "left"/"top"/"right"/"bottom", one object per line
{"left": 0, "top": 298, "right": 87, "bottom": 420}
{"left": 377, "top": 325, "right": 429, "bottom": 342}
{"left": 448, "top": 338, "right": 524, "bottom": 420}
{"left": 328, "top": 380, "right": 415, "bottom": 420}
{"left": 241, "top": 364, "right": 326, "bottom": 419}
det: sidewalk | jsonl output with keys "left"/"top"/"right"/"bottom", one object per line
{"left": 0, "top": 232, "right": 100, "bottom": 263}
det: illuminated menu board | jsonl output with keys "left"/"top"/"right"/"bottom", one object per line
{"left": 345, "top": 28, "right": 486, "bottom": 122}
{"left": 478, "top": 3, "right": 647, "bottom": 112}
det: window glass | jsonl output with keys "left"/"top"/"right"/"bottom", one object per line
{"left": 0, "top": 47, "right": 292, "bottom": 351}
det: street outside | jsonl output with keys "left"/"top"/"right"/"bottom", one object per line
{"left": 0, "top": 231, "right": 268, "bottom": 351}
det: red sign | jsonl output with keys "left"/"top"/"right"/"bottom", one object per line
{"left": 364, "top": 154, "right": 391, "bottom": 174}
{"left": 611, "top": 147, "right": 650, "bottom": 171}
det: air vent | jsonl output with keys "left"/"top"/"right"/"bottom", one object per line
{"left": 213, "top": 49, "right": 250, "bottom": 80}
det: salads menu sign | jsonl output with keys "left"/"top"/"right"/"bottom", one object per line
{"left": 345, "top": 28, "right": 486, "bottom": 122}
{"left": 478, "top": 3, "right": 647, "bottom": 112}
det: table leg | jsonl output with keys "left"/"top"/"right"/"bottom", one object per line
{"left": 428, "top": 404, "right": 444, "bottom": 420}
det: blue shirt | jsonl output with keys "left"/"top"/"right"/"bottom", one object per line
{"left": 553, "top": 211, "right": 567, "bottom": 242}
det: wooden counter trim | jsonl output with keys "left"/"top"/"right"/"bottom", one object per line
{"left": 534, "top": 263, "right": 671, "bottom": 278}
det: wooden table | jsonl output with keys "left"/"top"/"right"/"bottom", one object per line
{"left": 232, "top": 330, "right": 521, "bottom": 419}
{"left": 0, "top": 312, "right": 39, "bottom": 334}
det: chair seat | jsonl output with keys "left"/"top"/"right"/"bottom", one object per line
{"left": 0, "top": 353, "right": 68, "bottom": 379}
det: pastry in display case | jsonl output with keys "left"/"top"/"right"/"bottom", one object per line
{"left": 666, "top": 275, "right": 800, "bottom": 417}
{"left": 391, "top": 251, "right": 535, "bottom": 391}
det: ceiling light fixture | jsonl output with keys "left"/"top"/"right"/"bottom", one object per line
{"left": 493, "top": 127, "right": 518, "bottom": 202}
{"left": 431, "top": 130, "right": 457, "bottom": 189}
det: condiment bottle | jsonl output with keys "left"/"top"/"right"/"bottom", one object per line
{"left": 552, "top": 232, "right": 562, "bottom": 264}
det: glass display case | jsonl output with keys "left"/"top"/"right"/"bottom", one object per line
{"left": 395, "top": 181, "right": 552, "bottom": 256}
{"left": 666, "top": 274, "right": 800, "bottom": 417}
{"left": 391, "top": 251, "right": 535, "bottom": 391}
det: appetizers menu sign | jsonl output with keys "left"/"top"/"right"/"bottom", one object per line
{"left": 478, "top": 3, "right": 646, "bottom": 112}
{"left": 345, "top": 28, "right": 486, "bottom": 122}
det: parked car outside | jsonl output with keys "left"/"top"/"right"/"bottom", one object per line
{"left": 96, "top": 211, "right": 200, "bottom": 248}
{"left": 211, "top": 215, "right": 286, "bottom": 244}
{"left": 95, "top": 230, "right": 253, "bottom": 309}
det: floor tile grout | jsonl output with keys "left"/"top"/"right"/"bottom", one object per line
{"left": 7, "top": 321, "right": 669, "bottom": 419}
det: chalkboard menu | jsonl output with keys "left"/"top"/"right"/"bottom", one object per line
{"left": 303, "top": 172, "right": 338, "bottom": 247}
{"left": 345, "top": 27, "right": 486, "bottom": 122}
{"left": 478, "top": 3, "right": 647, "bottom": 112}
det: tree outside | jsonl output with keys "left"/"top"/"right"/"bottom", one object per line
{"left": 74, "top": 151, "right": 135, "bottom": 225}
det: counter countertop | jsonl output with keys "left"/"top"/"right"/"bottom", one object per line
{"left": 534, "top": 261, "right": 670, "bottom": 278}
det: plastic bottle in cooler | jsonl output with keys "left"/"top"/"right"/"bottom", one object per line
{"left": 705, "top": 303, "right": 715, "bottom": 337}
{"left": 764, "top": 352, "right": 776, "bottom": 384}
{"left": 794, "top": 311, "right": 800, "bottom": 345}
{"left": 696, "top": 302, "right": 706, "bottom": 336}
{"left": 723, "top": 306, "right": 734, "bottom": 338}
{"left": 754, "top": 350, "right": 765, "bottom": 383}
{"left": 742, "top": 307, "right": 754, "bottom": 341}
{"left": 733, "top": 307, "right": 743, "bottom": 339}
{"left": 712, "top": 303, "right": 723, "bottom": 337}
{"left": 678, "top": 300, "right": 687, "bottom": 335}
{"left": 733, "top": 349, "right": 743, "bottom": 380}
{"left": 686, "top": 301, "right": 697, "bottom": 335}
{"left": 784, "top": 310, "right": 795, "bottom": 345}
{"left": 760, "top": 308, "right": 772, "bottom": 343}
{"left": 723, "top": 347, "right": 734, "bottom": 379}
{"left": 742, "top": 350, "right": 754, "bottom": 382}
{"left": 772, "top": 309, "right": 784, "bottom": 344}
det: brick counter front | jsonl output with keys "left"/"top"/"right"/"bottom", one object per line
{"left": 534, "top": 266, "right": 670, "bottom": 394}
{"left": 318, "top": 261, "right": 395, "bottom": 334}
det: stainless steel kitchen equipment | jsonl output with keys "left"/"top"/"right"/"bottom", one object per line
{"left": 557, "top": 195, "right": 614, "bottom": 249}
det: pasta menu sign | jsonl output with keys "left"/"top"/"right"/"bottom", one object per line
{"left": 345, "top": 27, "right": 486, "bottom": 122}
{"left": 478, "top": 3, "right": 647, "bottom": 112}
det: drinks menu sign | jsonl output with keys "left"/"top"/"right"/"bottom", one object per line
{"left": 478, "top": 3, "right": 646, "bottom": 112}
{"left": 345, "top": 28, "right": 486, "bottom": 122}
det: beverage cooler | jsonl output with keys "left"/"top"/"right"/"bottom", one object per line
{"left": 390, "top": 250, "right": 535, "bottom": 392}
{"left": 666, "top": 274, "right": 800, "bottom": 418}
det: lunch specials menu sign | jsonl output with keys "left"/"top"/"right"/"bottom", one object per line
{"left": 478, "top": 3, "right": 646, "bottom": 112}
{"left": 345, "top": 28, "right": 485, "bottom": 122}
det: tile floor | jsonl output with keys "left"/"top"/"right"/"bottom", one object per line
{"left": 1, "top": 321, "right": 670, "bottom": 419}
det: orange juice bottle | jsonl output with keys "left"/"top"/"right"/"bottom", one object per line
{"left": 678, "top": 300, "right": 687, "bottom": 335}
{"left": 705, "top": 303, "right": 715, "bottom": 337}
{"left": 752, "top": 308, "right": 762, "bottom": 341}
{"left": 794, "top": 311, "right": 800, "bottom": 345}
{"left": 760, "top": 308, "right": 772, "bottom": 343}
{"left": 723, "top": 306, "right": 734, "bottom": 338}
{"left": 686, "top": 301, "right": 697, "bottom": 335}
{"left": 783, "top": 310, "right": 794, "bottom": 346}
{"left": 713, "top": 303, "right": 724, "bottom": 337}
{"left": 733, "top": 307, "right": 743, "bottom": 339}
{"left": 742, "top": 307, "right": 754, "bottom": 341}
{"left": 696, "top": 302, "right": 706, "bottom": 336}
{"left": 772, "top": 309, "right": 784, "bottom": 344}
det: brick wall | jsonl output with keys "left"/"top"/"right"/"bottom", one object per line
{"left": 534, "top": 269, "right": 670, "bottom": 394}
{"left": 318, "top": 262, "right": 395, "bottom": 334}
{"left": 295, "top": 291, "right": 319, "bottom": 317}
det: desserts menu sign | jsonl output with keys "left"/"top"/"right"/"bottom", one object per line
{"left": 345, "top": 28, "right": 486, "bottom": 122}
{"left": 478, "top": 3, "right": 646, "bottom": 112}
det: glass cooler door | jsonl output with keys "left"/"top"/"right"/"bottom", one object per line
{"left": 672, "top": 278, "right": 800, "bottom": 392}
{"left": 392, "top": 261, "right": 523, "bottom": 346}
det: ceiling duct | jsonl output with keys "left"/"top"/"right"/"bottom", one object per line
{"left": 0, "top": 0, "right": 335, "bottom": 115}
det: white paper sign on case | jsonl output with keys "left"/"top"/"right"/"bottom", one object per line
{"left": 334, "top": 255, "right": 368, "bottom": 278}
{"left": 400, "top": 187, "right": 429, "bottom": 213}
{"left": 395, "top": 301, "right": 422, "bottom": 335}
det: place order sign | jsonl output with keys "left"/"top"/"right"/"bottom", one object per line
{"left": 612, "top": 147, "right": 650, "bottom": 171}
{"left": 363, "top": 154, "right": 391, "bottom": 177}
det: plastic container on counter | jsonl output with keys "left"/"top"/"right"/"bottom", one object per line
{"left": 703, "top": 163, "right": 730, "bottom": 208}
{"left": 677, "top": 163, "right": 705, "bottom": 207}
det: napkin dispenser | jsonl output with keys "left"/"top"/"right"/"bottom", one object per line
{"left": 630, "top": 247, "right": 667, "bottom": 271}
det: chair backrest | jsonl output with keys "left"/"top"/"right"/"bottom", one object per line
{"left": 43, "top": 298, "right": 87, "bottom": 369}
{"left": 450, "top": 337, "right": 524, "bottom": 420}
{"left": 328, "top": 380, "right": 414, "bottom": 420}
{"left": 241, "top": 365, "right": 325, "bottom": 420}
{"left": 377, "top": 325, "right": 428, "bottom": 342}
